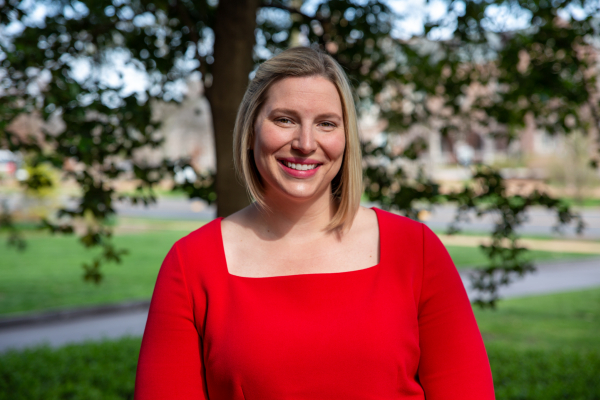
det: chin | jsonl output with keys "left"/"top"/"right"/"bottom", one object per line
{"left": 269, "top": 182, "right": 329, "bottom": 203}
{"left": 280, "top": 188, "right": 319, "bottom": 201}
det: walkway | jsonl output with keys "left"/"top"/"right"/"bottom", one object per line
{"left": 438, "top": 234, "right": 600, "bottom": 254}
{"left": 113, "top": 198, "right": 600, "bottom": 239}
{"left": 1, "top": 257, "right": 599, "bottom": 353}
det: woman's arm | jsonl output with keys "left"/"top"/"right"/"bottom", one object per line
{"left": 135, "top": 244, "right": 208, "bottom": 399}
{"left": 417, "top": 225, "right": 495, "bottom": 399}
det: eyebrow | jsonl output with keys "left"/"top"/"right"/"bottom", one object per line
{"left": 268, "top": 107, "right": 343, "bottom": 121}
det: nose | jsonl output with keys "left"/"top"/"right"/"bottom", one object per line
{"left": 292, "top": 124, "right": 317, "bottom": 154}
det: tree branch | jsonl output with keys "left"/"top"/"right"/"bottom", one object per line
{"left": 170, "top": 0, "right": 208, "bottom": 81}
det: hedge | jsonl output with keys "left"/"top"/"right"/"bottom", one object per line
{"left": 0, "top": 338, "right": 140, "bottom": 400}
{"left": 1, "top": 338, "right": 599, "bottom": 399}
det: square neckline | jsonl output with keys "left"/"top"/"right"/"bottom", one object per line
{"left": 217, "top": 207, "right": 384, "bottom": 279}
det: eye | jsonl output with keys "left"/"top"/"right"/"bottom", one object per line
{"left": 319, "top": 121, "right": 337, "bottom": 128}
{"left": 275, "top": 117, "right": 293, "bottom": 125}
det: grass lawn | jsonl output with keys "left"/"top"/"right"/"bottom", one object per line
{"left": 0, "top": 230, "right": 194, "bottom": 316}
{"left": 477, "top": 288, "right": 600, "bottom": 399}
{"left": 561, "top": 196, "right": 600, "bottom": 208}
{"left": 0, "top": 223, "right": 595, "bottom": 316}
{"left": 475, "top": 287, "right": 600, "bottom": 353}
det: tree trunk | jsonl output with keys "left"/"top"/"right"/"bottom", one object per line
{"left": 208, "top": 0, "right": 261, "bottom": 217}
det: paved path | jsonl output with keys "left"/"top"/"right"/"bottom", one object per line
{"left": 3, "top": 195, "right": 598, "bottom": 238}
{"left": 113, "top": 198, "right": 600, "bottom": 239}
{"left": 0, "top": 311, "right": 148, "bottom": 353}
{"left": 1, "top": 257, "right": 599, "bottom": 353}
{"left": 424, "top": 204, "right": 600, "bottom": 240}
{"left": 439, "top": 234, "right": 599, "bottom": 254}
{"left": 462, "top": 257, "right": 600, "bottom": 299}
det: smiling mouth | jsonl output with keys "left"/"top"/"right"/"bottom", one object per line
{"left": 279, "top": 160, "right": 320, "bottom": 171}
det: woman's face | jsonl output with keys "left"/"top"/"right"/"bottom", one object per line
{"left": 253, "top": 75, "right": 346, "bottom": 204}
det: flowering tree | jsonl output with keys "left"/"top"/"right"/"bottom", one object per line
{"left": 1, "top": 0, "right": 597, "bottom": 305}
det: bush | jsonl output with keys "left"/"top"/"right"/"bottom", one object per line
{"left": 1, "top": 338, "right": 599, "bottom": 399}
{"left": 0, "top": 337, "right": 140, "bottom": 400}
{"left": 488, "top": 346, "right": 600, "bottom": 400}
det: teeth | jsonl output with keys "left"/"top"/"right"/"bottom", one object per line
{"left": 284, "top": 161, "right": 318, "bottom": 171}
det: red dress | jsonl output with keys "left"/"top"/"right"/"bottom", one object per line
{"left": 135, "top": 208, "right": 495, "bottom": 399}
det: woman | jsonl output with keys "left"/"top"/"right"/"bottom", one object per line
{"left": 135, "top": 47, "right": 495, "bottom": 399}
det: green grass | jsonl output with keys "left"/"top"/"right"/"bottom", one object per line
{"left": 0, "top": 230, "right": 194, "bottom": 316}
{"left": 0, "top": 226, "right": 594, "bottom": 316}
{"left": 479, "top": 288, "right": 600, "bottom": 398}
{"left": 561, "top": 196, "right": 600, "bottom": 208}
{"left": 1, "top": 289, "right": 600, "bottom": 399}
{"left": 475, "top": 288, "right": 600, "bottom": 352}
{"left": 446, "top": 245, "right": 592, "bottom": 269}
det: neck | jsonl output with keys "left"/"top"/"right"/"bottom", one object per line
{"left": 253, "top": 187, "right": 338, "bottom": 240}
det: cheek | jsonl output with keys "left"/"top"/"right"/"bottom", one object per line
{"left": 324, "top": 131, "right": 346, "bottom": 165}
{"left": 253, "top": 127, "right": 281, "bottom": 162}
{"left": 252, "top": 125, "right": 287, "bottom": 181}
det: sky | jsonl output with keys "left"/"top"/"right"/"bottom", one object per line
{"left": 0, "top": 0, "right": 595, "bottom": 102}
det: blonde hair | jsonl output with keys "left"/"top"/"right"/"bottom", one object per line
{"left": 233, "top": 47, "right": 362, "bottom": 231}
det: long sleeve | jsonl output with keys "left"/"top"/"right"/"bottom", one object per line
{"left": 135, "top": 244, "right": 207, "bottom": 400}
{"left": 417, "top": 225, "right": 495, "bottom": 399}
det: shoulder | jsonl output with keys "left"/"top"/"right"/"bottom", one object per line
{"left": 155, "top": 218, "right": 227, "bottom": 287}
{"left": 351, "top": 206, "right": 379, "bottom": 234}
{"left": 219, "top": 204, "right": 260, "bottom": 254}
{"left": 220, "top": 203, "right": 256, "bottom": 235}
{"left": 178, "top": 218, "right": 221, "bottom": 244}
{"left": 372, "top": 207, "right": 423, "bottom": 237}
{"left": 372, "top": 208, "right": 448, "bottom": 264}
{"left": 172, "top": 218, "right": 223, "bottom": 260}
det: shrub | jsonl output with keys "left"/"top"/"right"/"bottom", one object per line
{"left": 1, "top": 339, "right": 599, "bottom": 399}
{"left": 0, "top": 337, "right": 140, "bottom": 400}
{"left": 488, "top": 346, "right": 600, "bottom": 400}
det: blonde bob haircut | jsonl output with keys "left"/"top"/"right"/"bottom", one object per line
{"left": 233, "top": 46, "right": 363, "bottom": 232}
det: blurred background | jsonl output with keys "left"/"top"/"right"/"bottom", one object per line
{"left": 1, "top": 0, "right": 599, "bottom": 398}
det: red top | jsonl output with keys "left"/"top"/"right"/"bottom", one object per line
{"left": 135, "top": 208, "right": 495, "bottom": 399}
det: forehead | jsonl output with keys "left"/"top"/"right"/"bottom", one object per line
{"left": 262, "top": 76, "right": 343, "bottom": 114}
